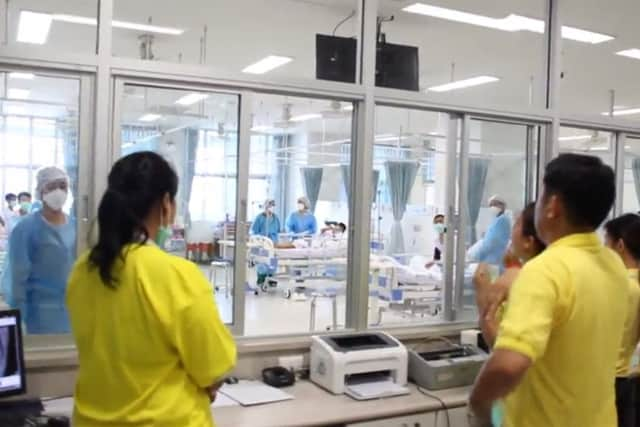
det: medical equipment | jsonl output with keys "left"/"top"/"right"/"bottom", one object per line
{"left": 310, "top": 332, "right": 409, "bottom": 400}
{"left": 408, "top": 343, "right": 487, "bottom": 390}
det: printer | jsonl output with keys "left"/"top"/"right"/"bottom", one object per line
{"left": 310, "top": 332, "right": 409, "bottom": 400}
{"left": 409, "top": 343, "right": 488, "bottom": 390}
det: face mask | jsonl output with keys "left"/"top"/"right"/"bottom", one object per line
{"left": 8, "top": 201, "right": 16, "bottom": 209}
{"left": 297, "top": 203, "right": 306, "bottom": 211}
{"left": 433, "top": 223, "right": 445, "bottom": 234}
{"left": 267, "top": 206, "right": 274, "bottom": 214}
{"left": 155, "top": 226, "right": 172, "bottom": 249}
{"left": 20, "top": 202, "right": 31, "bottom": 213}
{"left": 42, "top": 189, "right": 67, "bottom": 211}
{"left": 490, "top": 206, "right": 502, "bottom": 216}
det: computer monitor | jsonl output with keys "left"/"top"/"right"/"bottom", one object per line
{"left": 316, "top": 34, "right": 357, "bottom": 84}
{"left": 375, "top": 42, "right": 420, "bottom": 91}
{"left": 0, "top": 310, "right": 26, "bottom": 398}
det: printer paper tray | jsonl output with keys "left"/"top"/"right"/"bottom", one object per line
{"left": 344, "top": 378, "right": 410, "bottom": 401}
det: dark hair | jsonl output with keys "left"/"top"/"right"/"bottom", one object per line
{"left": 520, "top": 202, "right": 546, "bottom": 255}
{"left": 543, "top": 154, "right": 615, "bottom": 229}
{"left": 433, "top": 214, "right": 445, "bottom": 222}
{"left": 4, "top": 193, "right": 16, "bottom": 202}
{"left": 17, "top": 192, "right": 31, "bottom": 200}
{"left": 89, "top": 151, "right": 178, "bottom": 287}
{"left": 338, "top": 223, "right": 347, "bottom": 232}
{"left": 605, "top": 214, "right": 640, "bottom": 261}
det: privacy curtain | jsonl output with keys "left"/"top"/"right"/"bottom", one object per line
{"left": 340, "top": 165, "right": 380, "bottom": 205}
{"left": 467, "top": 158, "right": 490, "bottom": 243}
{"left": 184, "top": 128, "right": 199, "bottom": 226}
{"left": 633, "top": 158, "right": 640, "bottom": 207}
{"left": 301, "top": 167, "right": 323, "bottom": 213}
{"left": 385, "top": 160, "right": 419, "bottom": 255}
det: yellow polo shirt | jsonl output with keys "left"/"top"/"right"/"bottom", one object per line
{"left": 617, "top": 269, "right": 640, "bottom": 377}
{"left": 494, "top": 233, "right": 628, "bottom": 427}
{"left": 66, "top": 244, "right": 236, "bottom": 427}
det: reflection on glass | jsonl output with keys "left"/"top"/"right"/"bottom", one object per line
{"left": 245, "top": 94, "right": 353, "bottom": 336}
{"left": 558, "top": 127, "right": 615, "bottom": 167}
{"left": 119, "top": 85, "right": 239, "bottom": 325}
{"left": 623, "top": 138, "right": 640, "bottom": 213}
{"left": 0, "top": 71, "right": 80, "bottom": 335}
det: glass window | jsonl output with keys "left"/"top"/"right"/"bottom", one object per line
{"left": 560, "top": 0, "right": 638, "bottom": 122}
{"left": 3, "top": 0, "right": 98, "bottom": 55}
{"left": 558, "top": 126, "right": 615, "bottom": 167}
{"left": 245, "top": 93, "right": 353, "bottom": 336}
{"left": 113, "top": 0, "right": 360, "bottom": 84}
{"left": 376, "top": 1, "right": 546, "bottom": 110}
{"left": 0, "top": 71, "right": 80, "bottom": 335}
{"left": 119, "top": 85, "right": 240, "bottom": 325}
{"left": 623, "top": 137, "right": 640, "bottom": 214}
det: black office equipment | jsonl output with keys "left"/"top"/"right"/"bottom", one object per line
{"left": 316, "top": 34, "right": 357, "bottom": 83}
{"left": 0, "top": 309, "right": 26, "bottom": 398}
{"left": 375, "top": 42, "right": 420, "bottom": 91}
{"left": 262, "top": 366, "right": 295, "bottom": 388}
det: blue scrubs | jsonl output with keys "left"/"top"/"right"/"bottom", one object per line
{"left": 286, "top": 212, "right": 317, "bottom": 235}
{"left": 475, "top": 214, "right": 511, "bottom": 266}
{"left": 9, "top": 211, "right": 76, "bottom": 334}
{"left": 251, "top": 213, "right": 281, "bottom": 242}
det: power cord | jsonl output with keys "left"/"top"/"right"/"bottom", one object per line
{"left": 417, "top": 386, "right": 450, "bottom": 427}
{"left": 332, "top": 10, "right": 356, "bottom": 36}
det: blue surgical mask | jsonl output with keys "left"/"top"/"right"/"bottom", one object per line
{"left": 433, "top": 223, "right": 446, "bottom": 234}
{"left": 155, "top": 226, "right": 172, "bottom": 249}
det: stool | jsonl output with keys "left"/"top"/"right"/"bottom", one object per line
{"left": 209, "top": 261, "right": 232, "bottom": 298}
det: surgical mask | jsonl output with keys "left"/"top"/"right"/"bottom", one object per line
{"left": 8, "top": 201, "right": 16, "bottom": 209}
{"left": 42, "top": 189, "right": 67, "bottom": 211}
{"left": 267, "top": 206, "right": 274, "bottom": 214}
{"left": 433, "top": 223, "right": 445, "bottom": 234}
{"left": 155, "top": 225, "right": 172, "bottom": 249}
{"left": 20, "top": 202, "right": 31, "bottom": 213}
{"left": 297, "top": 203, "right": 306, "bottom": 211}
{"left": 490, "top": 206, "right": 502, "bottom": 216}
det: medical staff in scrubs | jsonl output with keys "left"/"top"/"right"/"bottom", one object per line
{"left": 8, "top": 168, "right": 75, "bottom": 334}
{"left": 286, "top": 196, "right": 317, "bottom": 235}
{"left": 473, "top": 195, "right": 511, "bottom": 267}
{"left": 67, "top": 151, "right": 235, "bottom": 427}
{"left": 251, "top": 199, "right": 281, "bottom": 287}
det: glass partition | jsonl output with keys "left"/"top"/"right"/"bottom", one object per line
{"left": 558, "top": 126, "right": 615, "bottom": 167}
{"left": 623, "top": 137, "right": 640, "bottom": 213}
{"left": 118, "top": 84, "right": 240, "bottom": 325}
{"left": 244, "top": 93, "right": 353, "bottom": 335}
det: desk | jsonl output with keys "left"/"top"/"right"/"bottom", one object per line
{"left": 45, "top": 381, "right": 470, "bottom": 427}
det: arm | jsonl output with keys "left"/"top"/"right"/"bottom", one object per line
{"left": 309, "top": 216, "right": 318, "bottom": 235}
{"left": 285, "top": 214, "right": 294, "bottom": 234}
{"left": 9, "top": 223, "right": 32, "bottom": 316}
{"left": 250, "top": 215, "right": 261, "bottom": 236}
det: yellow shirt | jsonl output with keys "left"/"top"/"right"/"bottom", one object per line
{"left": 66, "top": 244, "right": 236, "bottom": 427}
{"left": 494, "top": 233, "right": 628, "bottom": 427}
{"left": 617, "top": 269, "right": 640, "bottom": 377}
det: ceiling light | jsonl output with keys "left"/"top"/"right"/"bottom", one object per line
{"left": 3, "top": 105, "right": 26, "bottom": 115}
{"left": 290, "top": 113, "right": 322, "bottom": 122}
{"left": 53, "top": 14, "right": 97, "bottom": 25}
{"left": 17, "top": 11, "right": 52, "bottom": 44}
{"left": 251, "top": 125, "right": 274, "bottom": 132}
{"left": 7, "top": 89, "right": 30, "bottom": 100}
{"left": 428, "top": 76, "right": 499, "bottom": 92}
{"left": 139, "top": 114, "right": 161, "bottom": 122}
{"left": 242, "top": 56, "right": 293, "bottom": 74}
{"left": 558, "top": 135, "right": 591, "bottom": 142}
{"left": 8, "top": 72, "right": 35, "bottom": 80}
{"left": 342, "top": 105, "right": 354, "bottom": 112}
{"left": 175, "top": 93, "right": 209, "bottom": 106}
{"left": 588, "top": 145, "right": 610, "bottom": 152}
{"left": 600, "top": 108, "right": 640, "bottom": 117}
{"left": 402, "top": 3, "right": 613, "bottom": 44}
{"left": 111, "top": 20, "right": 184, "bottom": 35}
{"left": 616, "top": 49, "right": 640, "bottom": 60}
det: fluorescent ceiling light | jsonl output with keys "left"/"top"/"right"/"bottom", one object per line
{"left": 290, "top": 113, "right": 322, "bottom": 122}
{"left": 588, "top": 145, "right": 610, "bottom": 152}
{"left": 251, "top": 125, "right": 274, "bottom": 132}
{"left": 600, "top": 107, "right": 640, "bottom": 117}
{"left": 242, "top": 56, "right": 293, "bottom": 74}
{"left": 17, "top": 11, "right": 52, "bottom": 44}
{"left": 8, "top": 72, "right": 35, "bottom": 80}
{"left": 175, "top": 93, "right": 209, "bottom": 106}
{"left": 3, "top": 105, "right": 26, "bottom": 115}
{"left": 111, "top": 20, "right": 184, "bottom": 35}
{"left": 616, "top": 49, "right": 640, "bottom": 60}
{"left": 428, "top": 76, "right": 499, "bottom": 92}
{"left": 7, "top": 89, "right": 30, "bottom": 99}
{"left": 342, "top": 105, "right": 354, "bottom": 112}
{"left": 53, "top": 14, "right": 97, "bottom": 25}
{"left": 558, "top": 135, "right": 591, "bottom": 142}
{"left": 138, "top": 114, "right": 161, "bottom": 122}
{"left": 402, "top": 3, "right": 613, "bottom": 44}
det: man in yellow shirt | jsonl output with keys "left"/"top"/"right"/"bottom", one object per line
{"left": 469, "top": 153, "right": 628, "bottom": 427}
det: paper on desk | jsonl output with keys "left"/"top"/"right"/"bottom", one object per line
{"left": 219, "top": 380, "right": 294, "bottom": 406}
{"left": 212, "top": 389, "right": 240, "bottom": 408}
{"left": 345, "top": 378, "right": 409, "bottom": 401}
{"left": 43, "top": 397, "right": 74, "bottom": 416}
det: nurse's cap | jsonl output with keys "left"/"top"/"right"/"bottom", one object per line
{"left": 488, "top": 195, "right": 506, "bottom": 206}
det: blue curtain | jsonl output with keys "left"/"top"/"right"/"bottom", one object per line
{"left": 385, "top": 160, "right": 419, "bottom": 255}
{"left": 301, "top": 167, "right": 323, "bottom": 213}
{"left": 184, "top": 129, "right": 199, "bottom": 226}
{"left": 632, "top": 158, "right": 640, "bottom": 207}
{"left": 467, "top": 158, "right": 490, "bottom": 243}
{"left": 340, "top": 165, "right": 380, "bottom": 205}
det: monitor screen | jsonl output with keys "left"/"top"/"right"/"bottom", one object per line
{"left": 316, "top": 34, "right": 357, "bottom": 84}
{"left": 376, "top": 42, "right": 420, "bottom": 91}
{"left": 0, "top": 310, "right": 25, "bottom": 398}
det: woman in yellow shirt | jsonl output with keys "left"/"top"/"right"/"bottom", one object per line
{"left": 66, "top": 151, "right": 236, "bottom": 427}
{"left": 604, "top": 213, "right": 640, "bottom": 427}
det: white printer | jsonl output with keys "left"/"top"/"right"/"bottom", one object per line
{"left": 310, "top": 332, "right": 409, "bottom": 400}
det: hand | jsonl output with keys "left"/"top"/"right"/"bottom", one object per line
{"left": 425, "top": 261, "right": 435, "bottom": 269}
{"left": 467, "top": 405, "right": 493, "bottom": 427}
{"left": 206, "top": 381, "right": 223, "bottom": 403}
{"left": 480, "top": 299, "right": 502, "bottom": 348}
{"left": 473, "top": 263, "right": 493, "bottom": 314}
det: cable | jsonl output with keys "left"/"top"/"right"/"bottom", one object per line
{"left": 417, "top": 386, "right": 451, "bottom": 427}
{"left": 332, "top": 10, "right": 356, "bottom": 36}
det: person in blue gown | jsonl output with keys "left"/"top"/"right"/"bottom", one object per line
{"left": 251, "top": 199, "right": 281, "bottom": 287}
{"left": 286, "top": 197, "right": 317, "bottom": 236}
{"left": 473, "top": 195, "right": 511, "bottom": 267}
{"left": 8, "top": 167, "right": 76, "bottom": 334}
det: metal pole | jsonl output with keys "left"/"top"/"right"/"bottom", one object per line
{"left": 309, "top": 296, "right": 317, "bottom": 332}
{"left": 442, "top": 114, "right": 459, "bottom": 321}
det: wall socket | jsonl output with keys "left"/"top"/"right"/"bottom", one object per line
{"left": 278, "top": 355, "right": 305, "bottom": 370}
